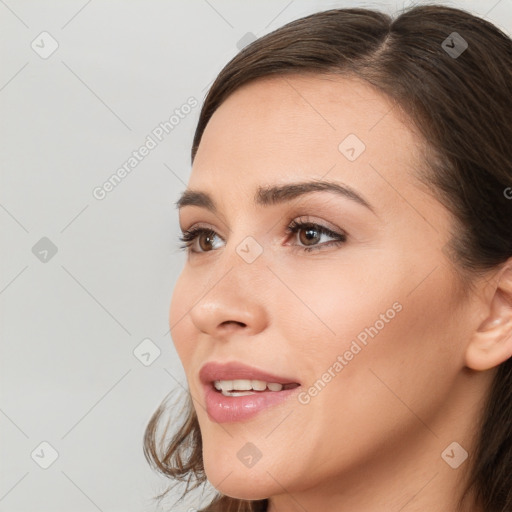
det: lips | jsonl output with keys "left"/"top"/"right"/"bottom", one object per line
{"left": 199, "top": 361, "right": 301, "bottom": 423}
{"left": 199, "top": 361, "right": 300, "bottom": 386}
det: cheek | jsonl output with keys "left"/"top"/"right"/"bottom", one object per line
{"left": 268, "top": 254, "right": 404, "bottom": 352}
{"left": 275, "top": 254, "right": 462, "bottom": 414}
{"left": 169, "top": 272, "right": 196, "bottom": 364}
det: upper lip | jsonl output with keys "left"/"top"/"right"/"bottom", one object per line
{"left": 199, "top": 361, "right": 300, "bottom": 385}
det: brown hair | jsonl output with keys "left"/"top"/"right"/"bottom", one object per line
{"left": 144, "top": 4, "right": 512, "bottom": 511}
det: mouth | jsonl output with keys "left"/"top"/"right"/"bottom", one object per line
{"left": 199, "top": 360, "right": 301, "bottom": 392}
{"left": 212, "top": 379, "right": 300, "bottom": 397}
{"left": 199, "top": 361, "right": 301, "bottom": 422}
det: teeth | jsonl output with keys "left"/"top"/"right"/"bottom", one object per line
{"left": 252, "top": 380, "right": 267, "bottom": 391}
{"left": 233, "top": 379, "right": 252, "bottom": 390}
{"left": 220, "top": 390, "right": 257, "bottom": 397}
{"left": 213, "top": 379, "right": 288, "bottom": 395}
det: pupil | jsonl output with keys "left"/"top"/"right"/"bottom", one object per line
{"left": 200, "top": 232, "right": 214, "bottom": 251}
{"left": 301, "top": 227, "right": 319, "bottom": 245}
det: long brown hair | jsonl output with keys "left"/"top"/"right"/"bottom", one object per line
{"left": 144, "top": 5, "right": 512, "bottom": 511}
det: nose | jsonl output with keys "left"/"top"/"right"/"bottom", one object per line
{"left": 187, "top": 263, "right": 269, "bottom": 340}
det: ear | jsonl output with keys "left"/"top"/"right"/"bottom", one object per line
{"left": 465, "top": 262, "right": 512, "bottom": 371}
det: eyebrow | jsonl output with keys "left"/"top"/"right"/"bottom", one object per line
{"left": 175, "top": 180, "right": 375, "bottom": 214}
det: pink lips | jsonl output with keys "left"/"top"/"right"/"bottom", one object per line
{"left": 199, "top": 361, "right": 301, "bottom": 423}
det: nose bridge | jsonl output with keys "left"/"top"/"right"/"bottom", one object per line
{"left": 188, "top": 232, "right": 269, "bottom": 337}
{"left": 212, "top": 213, "right": 269, "bottom": 284}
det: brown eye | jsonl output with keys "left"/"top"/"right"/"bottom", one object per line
{"left": 198, "top": 230, "right": 217, "bottom": 251}
{"left": 178, "top": 227, "right": 224, "bottom": 253}
{"left": 286, "top": 219, "right": 347, "bottom": 252}
{"left": 298, "top": 225, "right": 321, "bottom": 246}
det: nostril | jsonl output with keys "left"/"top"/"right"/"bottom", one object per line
{"left": 220, "top": 320, "right": 246, "bottom": 328}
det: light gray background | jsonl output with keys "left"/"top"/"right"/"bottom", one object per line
{"left": 1, "top": 1, "right": 510, "bottom": 511}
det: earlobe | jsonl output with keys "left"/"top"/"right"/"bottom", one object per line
{"left": 465, "top": 264, "right": 512, "bottom": 371}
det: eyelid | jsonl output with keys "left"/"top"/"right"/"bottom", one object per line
{"left": 180, "top": 221, "right": 225, "bottom": 237}
{"left": 288, "top": 215, "right": 346, "bottom": 236}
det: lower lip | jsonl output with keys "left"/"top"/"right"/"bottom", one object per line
{"left": 203, "top": 383, "right": 300, "bottom": 423}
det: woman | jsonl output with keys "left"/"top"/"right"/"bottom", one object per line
{"left": 144, "top": 4, "right": 512, "bottom": 511}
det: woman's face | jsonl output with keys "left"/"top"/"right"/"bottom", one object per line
{"left": 169, "top": 74, "right": 484, "bottom": 505}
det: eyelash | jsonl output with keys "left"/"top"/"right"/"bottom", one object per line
{"left": 178, "top": 219, "right": 347, "bottom": 254}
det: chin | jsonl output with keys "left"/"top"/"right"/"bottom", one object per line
{"left": 202, "top": 448, "right": 278, "bottom": 501}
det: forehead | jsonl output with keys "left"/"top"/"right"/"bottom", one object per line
{"left": 189, "top": 73, "right": 425, "bottom": 212}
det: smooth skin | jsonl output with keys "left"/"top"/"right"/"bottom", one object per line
{"left": 169, "top": 74, "right": 512, "bottom": 512}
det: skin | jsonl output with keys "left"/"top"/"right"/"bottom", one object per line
{"left": 169, "top": 74, "right": 512, "bottom": 512}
